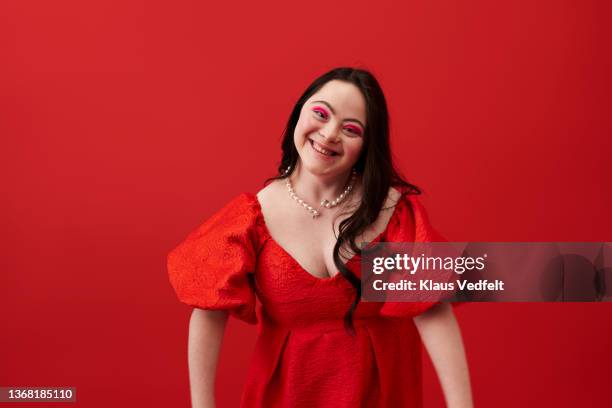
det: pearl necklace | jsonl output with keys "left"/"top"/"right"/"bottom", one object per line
{"left": 284, "top": 168, "right": 358, "bottom": 219}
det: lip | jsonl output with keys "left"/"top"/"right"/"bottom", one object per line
{"left": 309, "top": 138, "right": 341, "bottom": 154}
{"left": 308, "top": 139, "right": 340, "bottom": 160}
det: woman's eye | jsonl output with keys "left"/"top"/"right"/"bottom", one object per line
{"left": 312, "top": 108, "right": 327, "bottom": 119}
{"left": 344, "top": 127, "right": 362, "bottom": 136}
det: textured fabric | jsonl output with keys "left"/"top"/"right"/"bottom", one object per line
{"left": 167, "top": 186, "right": 453, "bottom": 407}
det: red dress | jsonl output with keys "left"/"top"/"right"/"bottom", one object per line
{"left": 167, "top": 186, "right": 448, "bottom": 407}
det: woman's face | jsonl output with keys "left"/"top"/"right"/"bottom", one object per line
{"left": 294, "top": 80, "right": 367, "bottom": 178}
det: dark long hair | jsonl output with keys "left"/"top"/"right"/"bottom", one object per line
{"left": 265, "top": 67, "right": 421, "bottom": 334}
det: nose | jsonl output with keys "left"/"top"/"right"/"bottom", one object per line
{"left": 318, "top": 124, "right": 340, "bottom": 143}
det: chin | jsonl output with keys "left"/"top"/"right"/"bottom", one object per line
{"left": 300, "top": 160, "right": 330, "bottom": 175}
{"left": 302, "top": 159, "right": 354, "bottom": 179}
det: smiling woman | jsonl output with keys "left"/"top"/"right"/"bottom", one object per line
{"left": 294, "top": 81, "right": 366, "bottom": 172}
{"left": 167, "top": 67, "right": 473, "bottom": 408}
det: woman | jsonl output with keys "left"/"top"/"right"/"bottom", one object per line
{"left": 168, "top": 67, "right": 473, "bottom": 407}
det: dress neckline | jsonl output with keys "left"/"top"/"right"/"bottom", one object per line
{"left": 246, "top": 188, "right": 407, "bottom": 282}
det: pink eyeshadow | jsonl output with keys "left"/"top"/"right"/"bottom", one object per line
{"left": 313, "top": 107, "right": 328, "bottom": 118}
{"left": 345, "top": 125, "right": 362, "bottom": 135}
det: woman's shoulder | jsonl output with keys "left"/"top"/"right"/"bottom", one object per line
{"left": 386, "top": 184, "right": 404, "bottom": 205}
{"left": 254, "top": 178, "right": 283, "bottom": 202}
{"left": 253, "top": 179, "right": 288, "bottom": 220}
{"left": 385, "top": 183, "right": 421, "bottom": 216}
{"left": 386, "top": 184, "right": 445, "bottom": 242}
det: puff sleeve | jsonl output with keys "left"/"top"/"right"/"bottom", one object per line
{"left": 379, "top": 191, "right": 460, "bottom": 318}
{"left": 167, "top": 194, "right": 260, "bottom": 324}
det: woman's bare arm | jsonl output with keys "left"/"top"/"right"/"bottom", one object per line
{"left": 414, "top": 303, "right": 473, "bottom": 408}
{"left": 188, "top": 309, "right": 228, "bottom": 408}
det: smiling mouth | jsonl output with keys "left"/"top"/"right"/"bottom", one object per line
{"left": 309, "top": 139, "right": 339, "bottom": 156}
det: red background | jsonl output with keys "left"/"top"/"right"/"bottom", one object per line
{"left": 1, "top": 0, "right": 611, "bottom": 407}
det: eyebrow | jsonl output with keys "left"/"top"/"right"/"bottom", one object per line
{"left": 311, "top": 100, "right": 365, "bottom": 129}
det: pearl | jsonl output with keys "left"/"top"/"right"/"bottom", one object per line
{"left": 285, "top": 170, "right": 357, "bottom": 220}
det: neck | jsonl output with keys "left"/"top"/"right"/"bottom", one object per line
{"left": 290, "top": 161, "right": 354, "bottom": 205}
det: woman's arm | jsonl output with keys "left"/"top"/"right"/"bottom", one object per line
{"left": 414, "top": 303, "right": 474, "bottom": 408}
{"left": 188, "top": 308, "right": 228, "bottom": 408}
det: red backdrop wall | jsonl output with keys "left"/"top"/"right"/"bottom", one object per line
{"left": 1, "top": 0, "right": 610, "bottom": 407}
